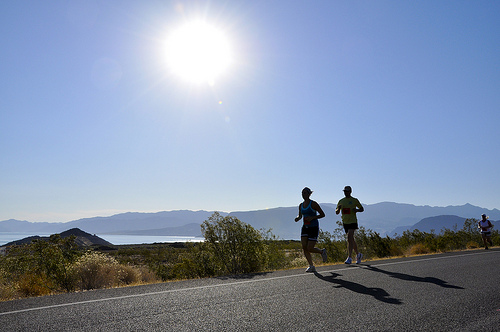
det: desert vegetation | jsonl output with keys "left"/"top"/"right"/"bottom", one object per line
{"left": 0, "top": 213, "right": 497, "bottom": 302}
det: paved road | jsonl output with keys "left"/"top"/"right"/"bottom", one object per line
{"left": 1, "top": 249, "right": 499, "bottom": 331}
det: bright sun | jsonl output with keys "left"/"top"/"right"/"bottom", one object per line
{"left": 165, "top": 21, "right": 232, "bottom": 84}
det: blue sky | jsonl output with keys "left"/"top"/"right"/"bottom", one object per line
{"left": 1, "top": 1, "right": 499, "bottom": 222}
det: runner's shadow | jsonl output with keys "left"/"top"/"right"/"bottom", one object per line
{"left": 314, "top": 272, "right": 402, "bottom": 305}
{"left": 364, "top": 265, "right": 464, "bottom": 289}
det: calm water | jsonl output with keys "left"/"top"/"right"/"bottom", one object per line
{"left": 99, "top": 234, "right": 204, "bottom": 245}
{"left": 0, "top": 233, "right": 204, "bottom": 246}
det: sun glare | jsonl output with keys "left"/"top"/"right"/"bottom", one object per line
{"left": 165, "top": 21, "right": 232, "bottom": 84}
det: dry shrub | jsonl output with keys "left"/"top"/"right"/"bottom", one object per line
{"left": 72, "top": 252, "right": 149, "bottom": 290}
{"left": 72, "top": 252, "right": 121, "bottom": 290}
{"left": 0, "top": 269, "right": 17, "bottom": 301}
{"left": 466, "top": 241, "right": 480, "bottom": 249}
{"left": 17, "top": 273, "right": 53, "bottom": 297}
{"left": 116, "top": 265, "right": 140, "bottom": 285}
{"left": 290, "top": 256, "right": 308, "bottom": 268}
{"left": 136, "top": 266, "right": 160, "bottom": 284}
{"left": 389, "top": 244, "right": 404, "bottom": 257}
{"left": 407, "top": 243, "right": 430, "bottom": 255}
{"left": 0, "top": 274, "right": 18, "bottom": 301}
{"left": 0, "top": 283, "right": 17, "bottom": 301}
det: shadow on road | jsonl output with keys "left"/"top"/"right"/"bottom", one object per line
{"left": 363, "top": 265, "right": 464, "bottom": 289}
{"left": 314, "top": 272, "right": 402, "bottom": 304}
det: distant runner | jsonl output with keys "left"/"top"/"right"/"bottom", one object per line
{"left": 478, "top": 214, "right": 493, "bottom": 250}
{"left": 336, "top": 186, "right": 364, "bottom": 264}
{"left": 295, "top": 187, "right": 327, "bottom": 272}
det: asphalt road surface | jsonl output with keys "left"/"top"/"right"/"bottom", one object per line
{"left": 1, "top": 249, "right": 499, "bottom": 331}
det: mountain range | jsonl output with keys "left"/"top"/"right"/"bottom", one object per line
{"left": 0, "top": 203, "right": 498, "bottom": 240}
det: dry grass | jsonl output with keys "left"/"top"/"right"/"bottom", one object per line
{"left": 407, "top": 243, "right": 430, "bottom": 255}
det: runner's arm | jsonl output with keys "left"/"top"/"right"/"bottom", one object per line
{"left": 311, "top": 201, "right": 326, "bottom": 220}
{"left": 294, "top": 204, "right": 303, "bottom": 222}
{"left": 355, "top": 200, "right": 364, "bottom": 213}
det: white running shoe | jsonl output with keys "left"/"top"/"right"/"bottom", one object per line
{"left": 356, "top": 253, "right": 363, "bottom": 264}
{"left": 344, "top": 257, "right": 352, "bottom": 264}
{"left": 305, "top": 266, "right": 316, "bottom": 273}
{"left": 321, "top": 248, "right": 328, "bottom": 263}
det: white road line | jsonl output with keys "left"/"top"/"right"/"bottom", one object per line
{"left": 0, "top": 250, "right": 496, "bottom": 316}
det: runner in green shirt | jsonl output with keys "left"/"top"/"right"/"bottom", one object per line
{"left": 336, "top": 186, "right": 364, "bottom": 264}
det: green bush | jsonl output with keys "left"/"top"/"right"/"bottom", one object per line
{"left": 397, "top": 229, "right": 438, "bottom": 252}
{"left": 317, "top": 221, "right": 350, "bottom": 263}
{"left": 318, "top": 230, "right": 345, "bottom": 263}
{"left": 30, "top": 235, "right": 80, "bottom": 292}
{"left": 149, "top": 251, "right": 177, "bottom": 280}
{"left": 0, "top": 235, "right": 80, "bottom": 295}
{"left": 186, "top": 243, "right": 218, "bottom": 278}
{"left": 260, "top": 229, "right": 291, "bottom": 270}
{"left": 365, "top": 231, "right": 394, "bottom": 258}
{"left": 201, "top": 212, "right": 266, "bottom": 275}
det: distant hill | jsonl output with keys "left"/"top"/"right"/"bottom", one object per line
{"left": 1, "top": 203, "right": 499, "bottom": 241}
{"left": 0, "top": 219, "right": 60, "bottom": 233}
{"left": 2, "top": 228, "right": 113, "bottom": 247}
{"left": 389, "top": 215, "right": 469, "bottom": 236}
{"left": 354, "top": 202, "right": 500, "bottom": 235}
{"left": 229, "top": 207, "right": 302, "bottom": 240}
{"left": 61, "top": 210, "right": 218, "bottom": 234}
{"left": 107, "top": 223, "right": 203, "bottom": 236}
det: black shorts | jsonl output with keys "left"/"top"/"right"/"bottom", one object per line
{"left": 343, "top": 223, "right": 359, "bottom": 233}
{"left": 301, "top": 226, "right": 319, "bottom": 241}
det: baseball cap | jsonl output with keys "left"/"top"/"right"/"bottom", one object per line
{"left": 343, "top": 186, "right": 352, "bottom": 192}
{"left": 302, "top": 187, "right": 312, "bottom": 194}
